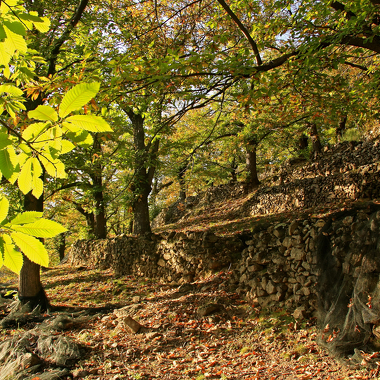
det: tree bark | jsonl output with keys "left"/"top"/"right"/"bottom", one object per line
{"left": 88, "top": 135, "right": 107, "bottom": 239}
{"left": 177, "top": 161, "right": 188, "bottom": 201}
{"left": 245, "top": 139, "right": 260, "bottom": 187}
{"left": 309, "top": 122, "right": 322, "bottom": 158}
{"left": 18, "top": 192, "right": 50, "bottom": 311}
{"left": 229, "top": 157, "right": 238, "bottom": 183}
{"left": 126, "top": 111, "right": 158, "bottom": 235}
{"left": 57, "top": 233, "right": 66, "bottom": 261}
{"left": 336, "top": 115, "right": 347, "bottom": 143}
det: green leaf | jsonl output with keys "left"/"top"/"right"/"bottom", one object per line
{"left": 10, "top": 231, "right": 49, "bottom": 267}
{"left": 22, "top": 122, "right": 49, "bottom": 141}
{"left": 2, "top": 235, "right": 23, "bottom": 274}
{"left": 10, "top": 211, "right": 43, "bottom": 225}
{"left": 12, "top": 219, "right": 67, "bottom": 238}
{"left": 61, "top": 139, "right": 75, "bottom": 154}
{"left": 32, "top": 157, "right": 43, "bottom": 177}
{"left": 0, "top": 84, "right": 23, "bottom": 96}
{"left": 17, "top": 157, "right": 33, "bottom": 195}
{"left": 0, "top": 25, "right": 6, "bottom": 40}
{"left": 39, "top": 155, "right": 67, "bottom": 178}
{"left": 31, "top": 175, "right": 43, "bottom": 199}
{"left": 59, "top": 82, "right": 100, "bottom": 118}
{"left": 3, "top": 25, "right": 27, "bottom": 54}
{"left": 65, "top": 128, "right": 93, "bottom": 147}
{"left": 0, "top": 197, "right": 9, "bottom": 224}
{"left": 19, "top": 66, "right": 36, "bottom": 79}
{"left": 31, "top": 157, "right": 43, "bottom": 198}
{"left": 28, "top": 105, "right": 58, "bottom": 122}
{"left": 3, "top": 21, "right": 26, "bottom": 36}
{"left": 0, "top": 42, "right": 12, "bottom": 66}
{"left": 0, "top": 132, "right": 12, "bottom": 149}
{"left": 65, "top": 114, "right": 112, "bottom": 132}
{"left": 29, "top": 12, "right": 51, "bottom": 33}
{"left": 0, "top": 146, "right": 17, "bottom": 181}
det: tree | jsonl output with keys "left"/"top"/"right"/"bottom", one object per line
{"left": 0, "top": 1, "right": 111, "bottom": 310}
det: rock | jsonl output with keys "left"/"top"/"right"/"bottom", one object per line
{"left": 266, "top": 281, "right": 276, "bottom": 295}
{"left": 293, "top": 306, "right": 307, "bottom": 320}
{"left": 197, "top": 303, "right": 223, "bottom": 317}
{"left": 289, "top": 221, "right": 299, "bottom": 235}
{"left": 291, "top": 247, "right": 304, "bottom": 261}
{"left": 157, "top": 259, "right": 166, "bottom": 267}
{"left": 315, "top": 220, "right": 325, "bottom": 228}
{"left": 120, "top": 316, "right": 143, "bottom": 333}
{"left": 145, "top": 332, "right": 161, "bottom": 340}
{"left": 73, "top": 369, "right": 89, "bottom": 378}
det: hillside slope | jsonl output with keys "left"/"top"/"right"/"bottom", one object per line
{"left": 153, "top": 139, "right": 380, "bottom": 235}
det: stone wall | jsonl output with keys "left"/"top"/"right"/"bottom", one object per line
{"left": 70, "top": 204, "right": 380, "bottom": 317}
{"left": 71, "top": 231, "right": 244, "bottom": 283}
{"left": 244, "top": 140, "right": 380, "bottom": 217}
{"left": 236, "top": 204, "right": 380, "bottom": 316}
{"left": 154, "top": 139, "right": 380, "bottom": 226}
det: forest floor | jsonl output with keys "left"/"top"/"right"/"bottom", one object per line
{"left": 1, "top": 266, "right": 379, "bottom": 380}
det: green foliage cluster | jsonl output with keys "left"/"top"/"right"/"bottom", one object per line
{"left": 0, "top": 2, "right": 111, "bottom": 273}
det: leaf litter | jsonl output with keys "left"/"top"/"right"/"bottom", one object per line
{"left": 0, "top": 266, "right": 378, "bottom": 379}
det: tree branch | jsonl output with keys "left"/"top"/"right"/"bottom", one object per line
{"left": 216, "top": 0, "right": 262, "bottom": 65}
{"left": 47, "top": 0, "right": 89, "bottom": 76}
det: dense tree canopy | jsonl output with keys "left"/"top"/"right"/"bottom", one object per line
{"left": 0, "top": 0, "right": 380, "bottom": 307}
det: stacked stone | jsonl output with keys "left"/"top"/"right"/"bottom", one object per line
{"left": 237, "top": 218, "right": 325, "bottom": 313}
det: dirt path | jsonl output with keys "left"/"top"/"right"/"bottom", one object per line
{"left": 0, "top": 266, "right": 377, "bottom": 379}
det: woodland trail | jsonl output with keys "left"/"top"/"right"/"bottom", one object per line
{"left": 1, "top": 266, "right": 378, "bottom": 380}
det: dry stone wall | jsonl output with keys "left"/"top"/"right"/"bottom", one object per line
{"left": 154, "top": 140, "right": 380, "bottom": 226}
{"left": 70, "top": 204, "right": 380, "bottom": 319}
{"left": 71, "top": 231, "right": 244, "bottom": 283}
{"left": 245, "top": 140, "right": 380, "bottom": 217}
{"left": 236, "top": 204, "right": 380, "bottom": 318}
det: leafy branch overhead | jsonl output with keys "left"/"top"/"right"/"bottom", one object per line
{"left": 0, "top": 3, "right": 112, "bottom": 273}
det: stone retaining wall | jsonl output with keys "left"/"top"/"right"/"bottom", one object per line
{"left": 71, "top": 231, "right": 243, "bottom": 282}
{"left": 70, "top": 204, "right": 380, "bottom": 316}
{"left": 153, "top": 139, "right": 380, "bottom": 227}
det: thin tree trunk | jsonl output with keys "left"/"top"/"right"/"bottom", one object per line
{"left": 91, "top": 135, "right": 107, "bottom": 239}
{"left": 229, "top": 157, "right": 238, "bottom": 183}
{"left": 336, "top": 115, "right": 347, "bottom": 143}
{"left": 126, "top": 110, "right": 159, "bottom": 235}
{"left": 309, "top": 122, "right": 322, "bottom": 157}
{"left": 92, "top": 176, "right": 107, "bottom": 239}
{"left": 57, "top": 233, "right": 66, "bottom": 261}
{"left": 178, "top": 161, "right": 188, "bottom": 201}
{"left": 246, "top": 139, "right": 260, "bottom": 187}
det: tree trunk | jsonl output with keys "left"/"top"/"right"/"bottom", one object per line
{"left": 309, "top": 122, "right": 322, "bottom": 157}
{"left": 298, "top": 134, "right": 308, "bottom": 150}
{"left": 92, "top": 176, "right": 107, "bottom": 239}
{"left": 336, "top": 115, "right": 347, "bottom": 143}
{"left": 229, "top": 157, "right": 238, "bottom": 183}
{"left": 90, "top": 135, "right": 107, "bottom": 239}
{"left": 126, "top": 110, "right": 159, "bottom": 235}
{"left": 18, "top": 192, "right": 50, "bottom": 311}
{"left": 246, "top": 139, "right": 260, "bottom": 187}
{"left": 177, "top": 161, "right": 188, "bottom": 201}
{"left": 57, "top": 233, "right": 66, "bottom": 261}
